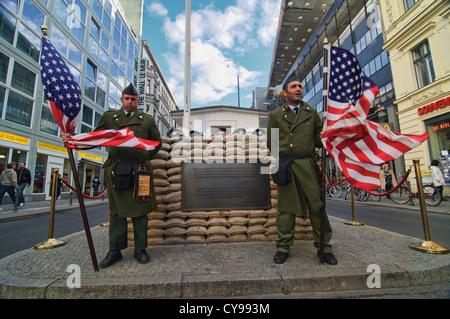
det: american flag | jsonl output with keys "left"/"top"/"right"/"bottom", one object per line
{"left": 40, "top": 36, "right": 159, "bottom": 151}
{"left": 66, "top": 128, "right": 160, "bottom": 151}
{"left": 40, "top": 36, "right": 81, "bottom": 134}
{"left": 321, "top": 46, "right": 429, "bottom": 190}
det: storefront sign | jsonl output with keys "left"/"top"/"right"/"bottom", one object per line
{"left": 431, "top": 122, "right": 449, "bottom": 131}
{"left": 79, "top": 152, "right": 103, "bottom": 162}
{"left": 37, "top": 141, "right": 66, "bottom": 153}
{"left": 0, "top": 131, "right": 29, "bottom": 145}
{"left": 417, "top": 96, "right": 450, "bottom": 116}
{"left": 138, "top": 58, "right": 147, "bottom": 109}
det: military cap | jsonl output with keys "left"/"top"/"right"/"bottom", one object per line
{"left": 283, "top": 72, "right": 300, "bottom": 90}
{"left": 122, "top": 83, "right": 138, "bottom": 96}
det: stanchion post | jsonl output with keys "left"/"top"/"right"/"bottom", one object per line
{"left": 409, "top": 159, "right": 448, "bottom": 254}
{"left": 34, "top": 168, "right": 66, "bottom": 249}
{"left": 344, "top": 186, "right": 364, "bottom": 226}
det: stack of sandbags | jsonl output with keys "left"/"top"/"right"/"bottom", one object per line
{"left": 126, "top": 134, "right": 313, "bottom": 246}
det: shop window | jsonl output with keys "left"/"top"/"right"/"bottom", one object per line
{"left": 0, "top": 147, "right": 8, "bottom": 175}
{"left": 412, "top": 41, "right": 435, "bottom": 89}
{"left": 11, "top": 149, "right": 26, "bottom": 168}
{"left": 33, "top": 154, "right": 47, "bottom": 193}
{"left": 427, "top": 116, "right": 450, "bottom": 161}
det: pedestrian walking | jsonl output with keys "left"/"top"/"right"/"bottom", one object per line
{"left": 380, "top": 163, "right": 397, "bottom": 198}
{"left": 0, "top": 163, "right": 18, "bottom": 210}
{"left": 16, "top": 162, "right": 31, "bottom": 207}
{"left": 430, "top": 159, "right": 447, "bottom": 201}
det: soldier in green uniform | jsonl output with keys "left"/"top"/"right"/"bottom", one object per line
{"left": 267, "top": 73, "right": 337, "bottom": 265}
{"left": 62, "top": 84, "right": 162, "bottom": 268}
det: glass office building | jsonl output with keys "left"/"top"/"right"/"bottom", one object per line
{"left": 0, "top": 0, "right": 141, "bottom": 201}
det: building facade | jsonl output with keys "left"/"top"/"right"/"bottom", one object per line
{"left": 140, "top": 40, "right": 178, "bottom": 137}
{"left": 379, "top": 0, "right": 450, "bottom": 191}
{"left": 268, "top": 0, "right": 403, "bottom": 178}
{"left": 0, "top": 0, "right": 143, "bottom": 202}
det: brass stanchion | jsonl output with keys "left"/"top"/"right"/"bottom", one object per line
{"left": 409, "top": 159, "right": 448, "bottom": 254}
{"left": 345, "top": 186, "right": 364, "bottom": 226}
{"left": 34, "top": 168, "right": 66, "bottom": 249}
{"left": 100, "top": 210, "right": 110, "bottom": 227}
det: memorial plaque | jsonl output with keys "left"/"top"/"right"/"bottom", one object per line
{"left": 182, "top": 163, "right": 271, "bottom": 211}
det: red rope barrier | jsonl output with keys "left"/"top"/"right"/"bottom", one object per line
{"left": 61, "top": 178, "right": 107, "bottom": 199}
{"left": 364, "top": 168, "right": 412, "bottom": 196}
{"left": 325, "top": 178, "right": 346, "bottom": 189}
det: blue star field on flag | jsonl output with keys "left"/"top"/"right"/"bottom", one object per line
{"left": 328, "top": 46, "right": 377, "bottom": 106}
{"left": 40, "top": 36, "right": 82, "bottom": 133}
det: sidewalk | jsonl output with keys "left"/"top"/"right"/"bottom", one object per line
{"left": 0, "top": 195, "right": 449, "bottom": 299}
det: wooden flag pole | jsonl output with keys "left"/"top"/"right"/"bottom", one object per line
{"left": 40, "top": 25, "right": 98, "bottom": 271}
{"left": 319, "top": 38, "right": 331, "bottom": 265}
{"left": 67, "top": 147, "right": 99, "bottom": 271}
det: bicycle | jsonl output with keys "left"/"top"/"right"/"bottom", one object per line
{"left": 345, "top": 185, "right": 370, "bottom": 201}
{"left": 389, "top": 181, "right": 442, "bottom": 206}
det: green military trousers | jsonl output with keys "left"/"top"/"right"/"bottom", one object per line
{"left": 275, "top": 209, "right": 333, "bottom": 254}
{"left": 109, "top": 214, "right": 148, "bottom": 251}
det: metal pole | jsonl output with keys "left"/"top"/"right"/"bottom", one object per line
{"left": 67, "top": 148, "right": 99, "bottom": 270}
{"left": 183, "top": 0, "right": 191, "bottom": 134}
{"left": 345, "top": 186, "right": 364, "bottom": 226}
{"left": 319, "top": 38, "right": 330, "bottom": 265}
{"left": 34, "top": 168, "right": 66, "bottom": 249}
{"left": 409, "top": 159, "right": 448, "bottom": 254}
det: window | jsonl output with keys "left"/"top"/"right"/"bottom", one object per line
{"left": 81, "top": 105, "right": 102, "bottom": 133}
{"left": 40, "top": 105, "right": 59, "bottom": 135}
{"left": 412, "top": 41, "right": 435, "bottom": 89}
{"left": 85, "top": 60, "right": 106, "bottom": 107}
{"left": 404, "top": 0, "right": 419, "bottom": 11}
{"left": 0, "top": 5, "right": 16, "bottom": 44}
{"left": 54, "top": 0, "right": 86, "bottom": 45}
{"left": 0, "top": 51, "right": 8, "bottom": 83}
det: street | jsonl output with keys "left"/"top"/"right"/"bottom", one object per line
{"left": 326, "top": 199, "right": 450, "bottom": 248}
{"left": 0, "top": 205, "right": 109, "bottom": 260}
{"left": 0, "top": 199, "right": 449, "bottom": 261}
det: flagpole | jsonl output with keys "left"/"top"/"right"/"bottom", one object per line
{"left": 40, "top": 26, "right": 99, "bottom": 272}
{"left": 320, "top": 38, "right": 331, "bottom": 265}
{"left": 67, "top": 148, "right": 99, "bottom": 271}
{"left": 183, "top": 0, "right": 191, "bottom": 134}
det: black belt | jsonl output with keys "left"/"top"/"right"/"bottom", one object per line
{"left": 279, "top": 153, "right": 312, "bottom": 161}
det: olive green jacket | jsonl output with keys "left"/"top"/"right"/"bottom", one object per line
{"left": 267, "top": 101, "right": 323, "bottom": 215}
{"left": 96, "top": 109, "right": 162, "bottom": 218}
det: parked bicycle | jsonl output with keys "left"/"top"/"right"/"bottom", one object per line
{"left": 325, "top": 178, "right": 345, "bottom": 198}
{"left": 389, "top": 179, "right": 442, "bottom": 206}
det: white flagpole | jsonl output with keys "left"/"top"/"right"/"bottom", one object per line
{"left": 319, "top": 38, "right": 331, "bottom": 265}
{"left": 183, "top": 0, "right": 191, "bottom": 134}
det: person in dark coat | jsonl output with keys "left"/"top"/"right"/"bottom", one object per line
{"left": 267, "top": 72, "right": 337, "bottom": 265}
{"left": 62, "top": 83, "right": 162, "bottom": 268}
{"left": 16, "top": 162, "right": 31, "bottom": 207}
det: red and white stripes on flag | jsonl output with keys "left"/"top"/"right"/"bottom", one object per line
{"left": 321, "top": 46, "right": 429, "bottom": 190}
{"left": 65, "top": 128, "right": 160, "bottom": 151}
